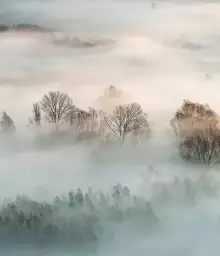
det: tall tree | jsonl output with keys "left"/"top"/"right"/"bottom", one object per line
{"left": 0, "top": 112, "right": 15, "bottom": 133}
{"left": 76, "top": 109, "right": 92, "bottom": 133}
{"left": 40, "top": 91, "right": 73, "bottom": 127}
{"left": 104, "top": 103, "right": 150, "bottom": 143}
{"left": 88, "top": 107, "right": 99, "bottom": 133}
{"left": 29, "top": 102, "right": 41, "bottom": 127}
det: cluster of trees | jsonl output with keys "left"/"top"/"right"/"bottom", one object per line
{"left": 151, "top": 175, "right": 218, "bottom": 206}
{"left": 2, "top": 86, "right": 220, "bottom": 167}
{"left": 27, "top": 86, "right": 150, "bottom": 145}
{"left": 0, "top": 184, "right": 157, "bottom": 244}
{"left": 170, "top": 100, "right": 220, "bottom": 167}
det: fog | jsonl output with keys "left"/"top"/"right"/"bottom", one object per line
{"left": 0, "top": 0, "right": 220, "bottom": 255}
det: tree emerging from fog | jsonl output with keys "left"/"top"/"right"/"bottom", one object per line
{"left": 170, "top": 100, "right": 218, "bottom": 140}
{"left": 64, "top": 105, "right": 78, "bottom": 127}
{"left": 0, "top": 185, "right": 158, "bottom": 245}
{"left": 0, "top": 112, "right": 15, "bottom": 134}
{"left": 96, "top": 85, "right": 125, "bottom": 114}
{"left": 40, "top": 91, "right": 74, "bottom": 128}
{"left": 104, "top": 103, "right": 150, "bottom": 143}
{"left": 179, "top": 127, "right": 220, "bottom": 167}
{"left": 29, "top": 102, "right": 41, "bottom": 127}
{"left": 171, "top": 100, "right": 220, "bottom": 166}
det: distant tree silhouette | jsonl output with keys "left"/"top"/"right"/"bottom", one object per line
{"left": 0, "top": 112, "right": 15, "bottom": 134}
{"left": 104, "top": 85, "right": 122, "bottom": 99}
{"left": 96, "top": 85, "right": 125, "bottom": 114}
{"left": 29, "top": 102, "right": 41, "bottom": 127}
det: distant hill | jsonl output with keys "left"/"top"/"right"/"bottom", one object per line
{"left": 12, "top": 23, "right": 45, "bottom": 31}
{"left": 0, "top": 23, "right": 48, "bottom": 33}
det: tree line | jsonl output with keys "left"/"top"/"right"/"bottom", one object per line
{"left": 0, "top": 23, "right": 45, "bottom": 33}
{"left": 1, "top": 86, "right": 220, "bottom": 167}
{"left": 3, "top": 86, "right": 151, "bottom": 145}
{"left": 0, "top": 184, "right": 157, "bottom": 244}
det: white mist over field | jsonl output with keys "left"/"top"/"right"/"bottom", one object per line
{"left": 1, "top": 0, "right": 220, "bottom": 255}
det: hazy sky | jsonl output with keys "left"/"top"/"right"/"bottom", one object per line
{"left": 0, "top": 0, "right": 220, "bottom": 127}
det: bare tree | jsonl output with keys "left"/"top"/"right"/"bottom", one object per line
{"left": 104, "top": 103, "right": 150, "bottom": 143}
{"left": 0, "top": 112, "right": 15, "bottom": 134}
{"left": 179, "top": 127, "right": 220, "bottom": 167}
{"left": 29, "top": 102, "right": 41, "bottom": 127}
{"left": 40, "top": 91, "right": 73, "bottom": 128}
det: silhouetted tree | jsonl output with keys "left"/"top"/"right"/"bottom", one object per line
{"left": 0, "top": 112, "right": 15, "bottom": 133}
{"left": 75, "top": 188, "right": 83, "bottom": 204}
{"left": 104, "top": 85, "right": 122, "bottom": 99}
{"left": 96, "top": 85, "right": 125, "bottom": 114}
{"left": 104, "top": 103, "right": 150, "bottom": 143}
{"left": 40, "top": 91, "right": 74, "bottom": 128}
{"left": 29, "top": 102, "right": 41, "bottom": 127}
{"left": 68, "top": 191, "right": 75, "bottom": 208}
